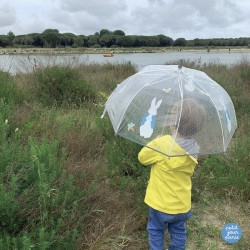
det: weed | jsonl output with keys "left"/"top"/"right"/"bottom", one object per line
{"left": 35, "top": 66, "right": 97, "bottom": 106}
{"left": 0, "top": 71, "right": 27, "bottom": 105}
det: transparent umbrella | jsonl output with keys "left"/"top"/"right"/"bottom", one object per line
{"left": 101, "top": 64, "right": 237, "bottom": 157}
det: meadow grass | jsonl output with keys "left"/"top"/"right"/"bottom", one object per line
{"left": 0, "top": 58, "right": 249, "bottom": 249}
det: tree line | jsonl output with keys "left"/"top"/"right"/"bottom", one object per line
{"left": 0, "top": 29, "right": 249, "bottom": 49}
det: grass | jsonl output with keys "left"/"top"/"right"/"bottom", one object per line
{"left": 0, "top": 57, "right": 249, "bottom": 249}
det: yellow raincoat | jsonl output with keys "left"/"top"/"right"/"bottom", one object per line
{"left": 138, "top": 135, "right": 197, "bottom": 214}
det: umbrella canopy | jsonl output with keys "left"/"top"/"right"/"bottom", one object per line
{"left": 101, "top": 65, "right": 237, "bottom": 157}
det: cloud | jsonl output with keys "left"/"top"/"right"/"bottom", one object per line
{"left": 60, "top": 0, "right": 127, "bottom": 17}
{"left": 46, "top": 0, "right": 130, "bottom": 35}
{"left": 0, "top": 0, "right": 249, "bottom": 39}
{"left": 117, "top": 0, "right": 248, "bottom": 38}
{"left": 0, "top": 4, "right": 16, "bottom": 27}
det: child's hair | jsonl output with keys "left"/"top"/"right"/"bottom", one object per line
{"left": 177, "top": 99, "right": 206, "bottom": 137}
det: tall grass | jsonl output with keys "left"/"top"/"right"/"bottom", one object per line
{"left": 0, "top": 125, "right": 85, "bottom": 248}
{"left": 0, "top": 61, "right": 137, "bottom": 249}
{"left": 0, "top": 59, "right": 249, "bottom": 249}
{"left": 187, "top": 60, "right": 250, "bottom": 203}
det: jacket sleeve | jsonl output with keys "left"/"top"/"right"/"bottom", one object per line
{"left": 138, "top": 140, "right": 161, "bottom": 166}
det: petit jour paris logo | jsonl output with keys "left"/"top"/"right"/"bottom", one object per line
{"left": 221, "top": 223, "right": 242, "bottom": 244}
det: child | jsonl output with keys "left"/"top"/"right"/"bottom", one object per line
{"left": 138, "top": 99, "right": 206, "bottom": 250}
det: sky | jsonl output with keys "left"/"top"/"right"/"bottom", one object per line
{"left": 0, "top": 0, "right": 249, "bottom": 40}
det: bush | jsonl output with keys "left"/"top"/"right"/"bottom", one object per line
{"left": 0, "top": 136, "right": 86, "bottom": 249}
{"left": 35, "top": 66, "right": 97, "bottom": 106}
{"left": 0, "top": 71, "right": 24, "bottom": 105}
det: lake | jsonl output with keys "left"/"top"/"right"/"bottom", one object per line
{"left": 0, "top": 50, "right": 249, "bottom": 74}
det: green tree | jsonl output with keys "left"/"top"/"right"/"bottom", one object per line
{"left": 74, "top": 35, "right": 86, "bottom": 47}
{"left": 0, "top": 35, "right": 9, "bottom": 47}
{"left": 7, "top": 31, "right": 15, "bottom": 46}
{"left": 60, "top": 33, "right": 76, "bottom": 47}
{"left": 193, "top": 38, "right": 202, "bottom": 46}
{"left": 31, "top": 33, "right": 44, "bottom": 47}
{"left": 113, "top": 30, "right": 125, "bottom": 36}
{"left": 174, "top": 38, "right": 187, "bottom": 46}
{"left": 115, "top": 36, "right": 134, "bottom": 47}
{"left": 41, "top": 29, "right": 60, "bottom": 48}
{"left": 132, "top": 36, "right": 145, "bottom": 47}
{"left": 99, "top": 29, "right": 112, "bottom": 36}
{"left": 157, "top": 35, "right": 173, "bottom": 46}
{"left": 131, "top": 35, "right": 160, "bottom": 47}
{"left": 43, "top": 29, "right": 60, "bottom": 34}
{"left": 86, "top": 35, "right": 99, "bottom": 47}
{"left": 13, "top": 35, "right": 34, "bottom": 47}
{"left": 144, "top": 36, "right": 160, "bottom": 47}
{"left": 99, "top": 34, "right": 116, "bottom": 47}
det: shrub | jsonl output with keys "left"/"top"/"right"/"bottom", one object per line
{"left": 0, "top": 136, "right": 86, "bottom": 249}
{"left": 35, "top": 66, "right": 97, "bottom": 106}
{"left": 0, "top": 71, "right": 24, "bottom": 105}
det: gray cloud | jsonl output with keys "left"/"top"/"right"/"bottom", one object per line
{"left": 0, "top": 0, "right": 249, "bottom": 39}
{"left": 121, "top": 0, "right": 248, "bottom": 38}
{"left": 60, "top": 0, "right": 127, "bottom": 17}
{"left": 0, "top": 4, "right": 16, "bottom": 27}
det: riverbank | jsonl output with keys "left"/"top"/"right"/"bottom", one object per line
{"left": 0, "top": 46, "right": 250, "bottom": 55}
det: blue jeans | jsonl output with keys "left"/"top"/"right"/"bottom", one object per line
{"left": 147, "top": 207, "right": 192, "bottom": 250}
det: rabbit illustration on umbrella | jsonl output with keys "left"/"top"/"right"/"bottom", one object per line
{"left": 140, "top": 97, "right": 162, "bottom": 138}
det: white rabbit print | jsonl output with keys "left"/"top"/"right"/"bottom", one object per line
{"left": 140, "top": 97, "right": 162, "bottom": 138}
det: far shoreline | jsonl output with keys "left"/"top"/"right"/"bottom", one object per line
{"left": 0, "top": 47, "right": 250, "bottom": 55}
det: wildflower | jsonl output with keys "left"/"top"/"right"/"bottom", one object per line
{"left": 5, "top": 119, "right": 8, "bottom": 125}
{"left": 15, "top": 128, "right": 19, "bottom": 133}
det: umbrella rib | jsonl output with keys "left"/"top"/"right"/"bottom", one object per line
{"left": 192, "top": 79, "right": 226, "bottom": 152}
{"left": 169, "top": 69, "right": 184, "bottom": 156}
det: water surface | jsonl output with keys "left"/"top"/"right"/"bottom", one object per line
{"left": 0, "top": 50, "right": 249, "bottom": 74}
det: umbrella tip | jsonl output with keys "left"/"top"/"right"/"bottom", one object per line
{"left": 178, "top": 59, "right": 183, "bottom": 69}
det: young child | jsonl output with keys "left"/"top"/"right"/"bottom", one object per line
{"left": 138, "top": 99, "right": 206, "bottom": 250}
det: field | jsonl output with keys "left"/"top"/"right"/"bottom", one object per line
{"left": 0, "top": 57, "right": 249, "bottom": 249}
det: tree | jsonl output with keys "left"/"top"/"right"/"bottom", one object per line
{"left": 131, "top": 36, "right": 161, "bottom": 47}
{"left": 193, "top": 38, "right": 201, "bottom": 46}
{"left": 115, "top": 36, "right": 134, "bottom": 47}
{"left": 60, "top": 33, "right": 76, "bottom": 47}
{"left": 132, "top": 36, "right": 145, "bottom": 47}
{"left": 99, "top": 29, "right": 112, "bottom": 36}
{"left": 157, "top": 35, "right": 173, "bottom": 46}
{"left": 113, "top": 30, "right": 125, "bottom": 36}
{"left": 31, "top": 33, "right": 44, "bottom": 47}
{"left": 174, "top": 38, "right": 187, "bottom": 46}
{"left": 43, "top": 29, "right": 59, "bottom": 34}
{"left": 144, "top": 36, "right": 160, "bottom": 47}
{"left": 13, "top": 35, "right": 34, "bottom": 47}
{"left": 41, "top": 29, "right": 60, "bottom": 48}
{"left": 74, "top": 35, "right": 87, "bottom": 47}
{"left": 86, "top": 35, "right": 99, "bottom": 47}
{"left": 0, "top": 35, "right": 9, "bottom": 47}
{"left": 99, "top": 34, "right": 116, "bottom": 47}
{"left": 7, "top": 31, "right": 15, "bottom": 46}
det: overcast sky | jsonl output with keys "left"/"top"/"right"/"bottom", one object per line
{"left": 0, "top": 0, "right": 249, "bottom": 40}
